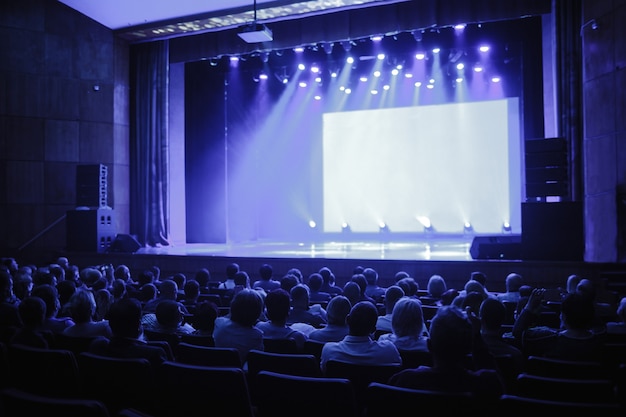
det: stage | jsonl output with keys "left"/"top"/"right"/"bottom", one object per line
{"left": 66, "top": 235, "right": 625, "bottom": 295}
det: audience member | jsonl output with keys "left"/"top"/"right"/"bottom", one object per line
{"left": 286, "top": 267, "right": 304, "bottom": 284}
{"left": 423, "top": 274, "right": 447, "bottom": 306}
{"left": 194, "top": 268, "right": 212, "bottom": 294}
{"left": 138, "top": 283, "right": 158, "bottom": 305}
{"left": 94, "top": 288, "right": 114, "bottom": 322}
{"left": 89, "top": 297, "right": 168, "bottom": 367}
{"left": 388, "top": 305, "right": 503, "bottom": 405}
{"left": 111, "top": 278, "right": 127, "bottom": 302}
{"left": 397, "top": 277, "right": 419, "bottom": 300}
{"left": 350, "top": 274, "right": 377, "bottom": 305}
{"left": 478, "top": 297, "right": 524, "bottom": 374}
{"left": 287, "top": 284, "right": 327, "bottom": 328}
{"left": 56, "top": 279, "right": 77, "bottom": 318}
{"left": 279, "top": 273, "right": 299, "bottom": 293}
{"left": 342, "top": 281, "right": 362, "bottom": 307}
{"left": 0, "top": 270, "right": 22, "bottom": 339}
{"left": 308, "top": 295, "right": 351, "bottom": 342}
{"left": 213, "top": 288, "right": 264, "bottom": 364}
{"left": 496, "top": 273, "right": 523, "bottom": 304}
{"left": 606, "top": 296, "right": 626, "bottom": 336}
{"left": 142, "top": 299, "right": 195, "bottom": 335}
{"left": 319, "top": 266, "right": 343, "bottom": 296}
{"left": 378, "top": 297, "right": 428, "bottom": 352}
{"left": 142, "top": 279, "right": 189, "bottom": 315}
{"left": 182, "top": 279, "right": 201, "bottom": 313}
{"left": 190, "top": 300, "right": 219, "bottom": 336}
{"left": 256, "top": 288, "right": 307, "bottom": 350}
{"left": 307, "top": 273, "right": 331, "bottom": 304}
{"left": 170, "top": 273, "right": 186, "bottom": 299}
{"left": 375, "top": 286, "right": 405, "bottom": 333}
{"left": 512, "top": 288, "right": 604, "bottom": 361}
{"left": 394, "top": 271, "right": 410, "bottom": 283}
{"left": 31, "top": 284, "right": 75, "bottom": 334}
{"left": 252, "top": 263, "right": 281, "bottom": 292}
{"left": 233, "top": 271, "right": 251, "bottom": 296}
{"left": 62, "top": 288, "right": 113, "bottom": 338}
{"left": 440, "top": 288, "right": 459, "bottom": 306}
{"left": 576, "top": 277, "right": 616, "bottom": 326}
{"left": 10, "top": 296, "right": 51, "bottom": 348}
{"left": 12, "top": 271, "right": 33, "bottom": 301}
{"left": 218, "top": 262, "right": 240, "bottom": 290}
{"left": 320, "top": 301, "right": 401, "bottom": 373}
{"left": 363, "top": 267, "right": 386, "bottom": 303}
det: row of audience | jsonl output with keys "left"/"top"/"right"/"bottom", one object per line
{"left": 2, "top": 255, "right": 626, "bottom": 410}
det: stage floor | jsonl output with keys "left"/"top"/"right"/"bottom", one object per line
{"left": 135, "top": 236, "right": 476, "bottom": 261}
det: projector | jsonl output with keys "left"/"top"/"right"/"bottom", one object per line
{"left": 237, "top": 23, "right": 273, "bottom": 43}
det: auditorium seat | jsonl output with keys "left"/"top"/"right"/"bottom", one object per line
{"left": 174, "top": 343, "right": 241, "bottom": 368}
{"left": 0, "top": 387, "right": 110, "bottom": 417}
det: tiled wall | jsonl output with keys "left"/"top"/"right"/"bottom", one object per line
{"left": 0, "top": 0, "right": 129, "bottom": 264}
{"left": 582, "top": 0, "right": 626, "bottom": 262}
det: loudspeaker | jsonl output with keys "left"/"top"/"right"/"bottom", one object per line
{"left": 76, "top": 164, "right": 108, "bottom": 208}
{"left": 521, "top": 202, "right": 583, "bottom": 261}
{"left": 66, "top": 209, "right": 116, "bottom": 253}
{"left": 108, "top": 234, "right": 142, "bottom": 253}
{"left": 470, "top": 235, "right": 522, "bottom": 260}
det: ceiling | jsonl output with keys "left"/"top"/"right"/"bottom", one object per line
{"left": 58, "top": 0, "right": 405, "bottom": 42}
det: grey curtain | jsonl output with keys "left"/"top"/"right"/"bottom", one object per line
{"left": 130, "top": 40, "right": 170, "bottom": 247}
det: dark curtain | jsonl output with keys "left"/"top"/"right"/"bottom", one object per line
{"left": 129, "top": 40, "right": 170, "bottom": 247}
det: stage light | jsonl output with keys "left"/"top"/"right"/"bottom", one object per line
{"left": 371, "top": 35, "right": 383, "bottom": 42}
{"left": 456, "top": 63, "right": 464, "bottom": 70}
{"left": 464, "top": 222, "right": 473, "bottom": 234}
{"left": 411, "top": 29, "right": 424, "bottom": 42}
{"left": 377, "top": 53, "right": 385, "bottom": 60}
{"left": 298, "top": 63, "right": 306, "bottom": 71}
{"left": 502, "top": 221, "right": 512, "bottom": 233}
{"left": 293, "top": 46, "right": 304, "bottom": 53}
{"left": 342, "top": 222, "right": 351, "bottom": 233}
{"left": 309, "top": 220, "right": 317, "bottom": 229}
{"left": 341, "top": 40, "right": 352, "bottom": 52}
{"left": 415, "top": 53, "right": 426, "bottom": 60}
{"left": 379, "top": 222, "right": 390, "bottom": 233}
{"left": 260, "top": 51, "right": 269, "bottom": 63}
{"left": 417, "top": 216, "right": 433, "bottom": 232}
{"left": 322, "top": 42, "right": 334, "bottom": 55}
{"left": 346, "top": 56, "right": 354, "bottom": 64}
{"left": 374, "top": 70, "right": 381, "bottom": 77}
{"left": 491, "top": 76, "right": 501, "bottom": 83}
{"left": 479, "top": 45, "right": 490, "bottom": 52}
{"left": 432, "top": 48, "right": 441, "bottom": 54}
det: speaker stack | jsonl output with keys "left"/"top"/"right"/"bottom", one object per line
{"left": 66, "top": 164, "right": 116, "bottom": 253}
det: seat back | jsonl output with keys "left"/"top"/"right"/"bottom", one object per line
{"left": 515, "top": 373, "right": 617, "bottom": 403}
{"left": 7, "top": 343, "right": 81, "bottom": 397}
{"left": 0, "top": 387, "right": 110, "bottom": 417}
{"left": 255, "top": 370, "right": 358, "bottom": 417}
{"left": 524, "top": 355, "right": 609, "bottom": 380}
{"left": 397, "top": 349, "right": 433, "bottom": 369}
{"left": 142, "top": 330, "right": 181, "bottom": 352}
{"left": 175, "top": 342, "right": 242, "bottom": 368}
{"left": 262, "top": 337, "right": 299, "bottom": 354}
{"left": 365, "top": 382, "right": 476, "bottom": 416}
{"left": 154, "top": 361, "right": 254, "bottom": 417}
{"left": 78, "top": 352, "right": 156, "bottom": 415}
{"left": 302, "top": 339, "right": 325, "bottom": 361}
{"left": 498, "top": 394, "right": 624, "bottom": 416}
{"left": 324, "top": 360, "right": 402, "bottom": 411}
{"left": 179, "top": 333, "right": 215, "bottom": 347}
{"left": 51, "top": 333, "right": 101, "bottom": 356}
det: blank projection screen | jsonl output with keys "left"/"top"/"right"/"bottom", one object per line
{"left": 322, "top": 98, "right": 521, "bottom": 234}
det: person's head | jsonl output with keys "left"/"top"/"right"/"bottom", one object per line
{"left": 397, "top": 277, "right": 418, "bottom": 297}
{"left": 394, "top": 271, "right": 410, "bottom": 283}
{"left": 259, "top": 264, "right": 273, "bottom": 281}
{"left": 31, "top": 284, "right": 61, "bottom": 318}
{"left": 156, "top": 299, "right": 184, "bottom": 329}
{"left": 561, "top": 291, "right": 594, "bottom": 331}
{"left": 80, "top": 267, "right": 102, "bottom": 288}
{"left": 94, "top": 288, "right": 113, "bottom": 320}
{"left": 184, "top": 279, "right": 200, "bottom": 301}
{"left": 111, "top": 279, "right": 127, "bottom": 299}
{"left": 171, "top": 273, "right": 186, "bottom": 291}
{"left": 427, "top": 275, "right": 447, "bottom": 298}
{"left": 505, "top": 273, "right": 523, "bottom": 293}
{"left": 13, "top": 272, "right": 33, "bottom": 301}
{"left": 391, "top": 297, "right": 424, "bottom": 338}
{"left": 193, "top": 300, "right": 219, "bottom": 332}
{"left": 158, "top": 279, "right": 178, "bottom": 300}
{"left": 226, "top": 263, "right": 240, "bottom": 279}
{"left": 107, "top": 297, "right": 142, "bottom": 338}
{"left": 139, "top": 283, "right": 157, "bottom": 302}
{"left": 56, "top": 279, "right": 76, "bottom": 306}
{"left": 350, "top": 274, "right": 368, "bottom": 295}
{"left": 319, "top": 267, "right": 333, "bottom": 285}
{"left": 342, "top": 281, "right": 361, "bottom": 306}
{"left": 307, "top": 273, "right": 324, "bottom": 292}
{"left": 353, "top": 265, "right": 365, "bottom": 275}
{"left": 428, "top": 305, "right": 473, "bottom": 362}
{"left": 383, "top": 286, "right": 405, "bottom": 314}
{"left": 280, "top": 274, "right": 299, "bottom": 293}
{"left": 575, "top": 278, "right": 596, "bottom": 301}
{"left": 18, "top": 296, "right": 46, "bottom": 329}
{"left": 234, "top": 271, "right": 250, "bottom": 287}
{"left": 290, "top": 284, "right": 310, "bottom": 309}
{"left": 264, "top": 288, "right": 292, "bottom": 324}
{"left": 464, "top": 279, "right": 487, "bottom": 297}
{"left": 326, "top": 295, "right": 351, "bottom": 326}
{"left": 67, "top": 288, "right": 97, "bottom": 323}
{"left": 136, "top": 270, "right": 155, "bottom": 287}
{"left": 286, "top": 268, "right": 303, "bottom": 283}
{"left": 229, "top": 289, "right": 263, "bottom": 327}
{"left": 566, "top": 274, "right": 581, "bottom": 294}
{"left": 346, "top": 301, "right": 378, "bottom": 337}
{"left": 194, "top": 268, "right": 211, "bottom": 288}
{"left": 363, "top": 268, "right": 378, "bottom": 286}
{"left": 0, "top": 270, "right": 14, "bottom": 300}
{"left": 479, "top": 297, "right": 506, "bottom": 331}
{"left": 440, "top": 288, "right": 459, "bottom": 306}
{"left": 113, "top": 265, "right": 131, "bottom": 282}
{"left": 470, "top": 271, "right": 487, "bottom": 287}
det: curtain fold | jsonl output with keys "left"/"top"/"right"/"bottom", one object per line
{"left": 130, "top": 40, "right": 170, "bottom": 247}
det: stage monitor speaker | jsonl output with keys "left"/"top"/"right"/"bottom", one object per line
{"left": 108, "top": 234, "right": 142, "bottom": 253}
{"left": 76, "top": 164, "right": 108, "bottom": 208}
{"left": 470, "top": 235, "right": 522, "bottom": 260}
{"left": 521, "top": 202, "right": 583, "bottom": 261}
{"left": 66, "top": 209, "right": 115, "bottom": 253}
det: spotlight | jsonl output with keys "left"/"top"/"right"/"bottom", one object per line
{"left": 322, "top": 42, "right": 334, "bottom": 54}
{"left": 417, "top": 216, "right": 433, "bottom": 233}
{"left": 341, "top": 222, "right": 351, "bottom": 233}
{"left": 463, "top": 222, "right": 473, "bottom": 234}
{"left": 340, "top": 40, "right": 353, "bottom": 52}
{"left": 260, "top": 51, "right": 269, "bottom": 63}
{"left": 411, "top": 29, "right": 423, "bottom": 42}
{"left": 309, "top": 220, "right": 317, "bottom": 229}
{"left": 502, "top": 221, "right": 512, "bottom": 233}
{"left": 379, "top": 222, "right": 390, "bottom": 233}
